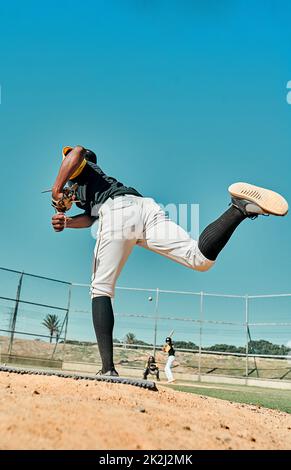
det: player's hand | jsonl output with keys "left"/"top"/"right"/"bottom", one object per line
{"left": 51, "top": 213, "right": 67, "bottom": 232}
{"left": 52, "top": 189, "right": 64, "bottom": 202}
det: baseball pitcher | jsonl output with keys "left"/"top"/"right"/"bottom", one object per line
{"left": 51, "top": 145, "right": 288, "bottom": 377}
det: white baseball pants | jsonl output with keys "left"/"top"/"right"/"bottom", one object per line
{"left": 164, "top": 355, "right": 175, "bottom": 382}
{"left": 91, "top": 195, "right": 214, "bottom": 298}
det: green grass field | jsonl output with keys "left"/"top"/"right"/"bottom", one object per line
{"left": 166, "top": 382, "right": 291, "bottom": 414}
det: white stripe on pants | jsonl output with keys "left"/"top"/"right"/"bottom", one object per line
{"left": 164, "top": 355, "right": 175, "bottom": 381}
{"left": 91, "top": 195, "right": 214, "bottom": 298}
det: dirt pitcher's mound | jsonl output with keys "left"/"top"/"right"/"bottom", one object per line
{"left": 0, "top": 372, "right": 291, "bottom": 450}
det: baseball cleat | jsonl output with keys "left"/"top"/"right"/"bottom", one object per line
{"left": 229, "top": 182, "right": 288, "bottom": 217}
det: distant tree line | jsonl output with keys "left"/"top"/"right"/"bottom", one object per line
{"left": 113, "top": 334, "right": 291, "bottom": 356}
{"left": 169, "top": 339, "right": 291, "bottom": 356}
{"left": 55, "top": 330, "right": 291, "bottom": 357}
{"left": 118, "top": 335, "right": 291, "bottom": 356}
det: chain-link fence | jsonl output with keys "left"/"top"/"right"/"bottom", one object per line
{"left": 1, "top": 266, "right": 291, "bottom": 383}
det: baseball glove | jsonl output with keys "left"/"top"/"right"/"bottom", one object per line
{"left": 51, "top": 183, "right": 79, "bottom": 213}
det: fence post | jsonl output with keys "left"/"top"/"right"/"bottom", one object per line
{"left": 8, "top": 271, "right": 24, "bottom": 356}
{"left": 61, "top": 284, "right": 72, "bottom": 365}
{"left": 198, "top": 291, "right": 204, "bottom": 382}
{"left": 245, "top": 294, "right": 249, "bottom": 382}
{"left": 153, "top": 288, "right": 159, "bottom": 356}
{"left": 51, "top": 283, "right": 72, "bottom": 362}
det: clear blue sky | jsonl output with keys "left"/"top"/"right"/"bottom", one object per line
{"left": 1, "top": 0, "right": 291, "bottom": 346}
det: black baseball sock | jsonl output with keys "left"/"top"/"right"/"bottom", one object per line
{"left": 198, "top": 206, "right": 246, "bottom": 261}
{"left": 92, "top": 296, "right": 115, "bottom": 373}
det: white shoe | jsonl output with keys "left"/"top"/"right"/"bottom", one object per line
{"left": 229, "top": 182, "right": 288, "bottom": 217}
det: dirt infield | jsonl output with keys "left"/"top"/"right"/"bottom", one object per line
{"left": 1, "top": 372, "right": 291, "bottom": 450}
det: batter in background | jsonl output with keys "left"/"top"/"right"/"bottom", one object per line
{"left": 162, "top": 337, "right": 176, "bottom": 383}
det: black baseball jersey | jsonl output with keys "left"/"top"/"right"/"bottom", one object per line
{"left": 69, "top": 161, "right": 142, "bottom": 216}
{"left": 164, "top": 344, "right": 175, "bottom": 356}
{"left": 168, "top": 346, "right": 175, "bottom": 357}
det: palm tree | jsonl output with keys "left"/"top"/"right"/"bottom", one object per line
{"left": 42, "top": 314, "right": 61, "bottom": 343}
